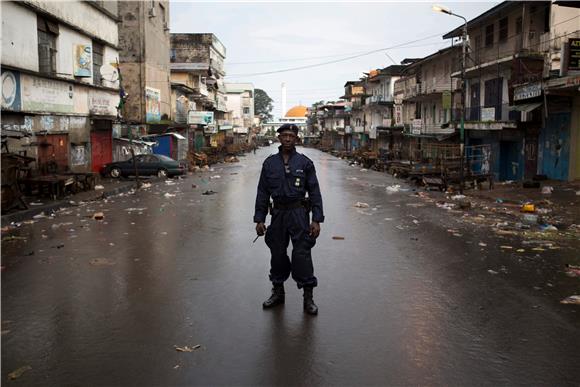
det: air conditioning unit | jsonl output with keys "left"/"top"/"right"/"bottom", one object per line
{"left": 149, "top": 6, "right": 156, "bottom": 17}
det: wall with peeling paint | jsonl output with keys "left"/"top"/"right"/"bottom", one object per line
{"left": 23, "top": 0, "right": 118, "bottom": 46}
{"left": 118, "top": 1, "right": 171, "bottom": 124}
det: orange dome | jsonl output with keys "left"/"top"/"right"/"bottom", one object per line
{"left": 285, "top": 105, "right": 307, "bottom": 118}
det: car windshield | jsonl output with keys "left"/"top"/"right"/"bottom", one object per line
{"left": 156, "top": 155, "right": 176, "bottom": 162}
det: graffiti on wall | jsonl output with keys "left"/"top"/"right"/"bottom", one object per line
{"left": 40, "top": 116, "right": 55, "bottom": 131}
{"left": 71, "top": 145, "right": 88, "bottom": 166}
{"left": 1, "top": 116, "right": 33, "bottom": 134}
{"left": 69, "top": 117, "right": 87, "bottom": 130}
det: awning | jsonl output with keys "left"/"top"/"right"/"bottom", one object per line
{"left": 510, "top": 102, "right": 542, "bottom": 113}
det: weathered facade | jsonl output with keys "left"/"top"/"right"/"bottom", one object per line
{"left": 444, "top": 0, "right": 580, "bottom": 181}
{"left": 118, "top": 0, "right": 171, "bottom": 126}
{"left": 170, "top": 33, "right": 227, "bottom": 149}
{"left": 362, "top": 66, "right": 405, "bottom": 152}
{"left": 1, "top": 0, "right": 121, "bottom": 174}
{"left": 225, "top": 83, "right": 255, "bottom": 135}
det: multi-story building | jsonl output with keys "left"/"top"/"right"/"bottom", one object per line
{"left": 225, "top": 83, "right": 255, "bottom": 136}
{"left": 1, "top": 0, "right": 121, "bottom": 173}
{"left": 170, "top": 33, "right": 227, "bottom": 149}
{"left": 340, "top": 81, "right": 366, "bottom": 151}
{"left": 118, "top": 1, "right": 171, "bottom": 132}
{"left": 443, "top": 0, "right": 580, "bottom": 181}
{"left": 362, "top": 65, "right": 405, "bottom": 152}
{"left": 317, "top": 102, "right": 349, "bottom": 151}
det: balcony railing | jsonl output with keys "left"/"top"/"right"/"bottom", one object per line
{"left": 451, "top": 104, "right": 521, "bottom": 122}
{"left": 365, "top": 94, "right": 393, "bottom": 104}
{"left": 418, "top": 78, "right": 460, "bottom": 95}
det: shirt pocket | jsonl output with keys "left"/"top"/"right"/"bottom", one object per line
{"left": 290, "top": 171, "right": 306, "bottom": 192}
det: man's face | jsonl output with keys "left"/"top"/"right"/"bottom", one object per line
{"left": 278, "top": 130, "right": 297, "bottom": 150}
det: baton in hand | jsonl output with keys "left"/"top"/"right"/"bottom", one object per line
{"left": 253, "top": 235, "right": 261, "bottom": 243}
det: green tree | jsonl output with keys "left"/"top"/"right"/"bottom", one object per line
{"left": 254, "top": 88, "right": 274, "bottom": 121}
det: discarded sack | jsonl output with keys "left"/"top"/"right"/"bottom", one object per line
{"left": 354, "top": 202, "right": 370, "bottom": 208}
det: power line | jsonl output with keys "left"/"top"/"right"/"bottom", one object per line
{"left": 226, "top": 40, "right": 445, "bottom": 66}
{"left": 225, "top": 31, "right": 449, "bottom": 77}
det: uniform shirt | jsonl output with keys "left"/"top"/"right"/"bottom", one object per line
{"left": 254, "top": 146, "right": 324, "bottom": 224}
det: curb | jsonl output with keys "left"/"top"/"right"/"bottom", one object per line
{"left": 1, "top": 183, "right": 137, "bottom": 226}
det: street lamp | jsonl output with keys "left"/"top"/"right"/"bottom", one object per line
{"left": 433, "top": 4, "right": 467, "bottom": 194}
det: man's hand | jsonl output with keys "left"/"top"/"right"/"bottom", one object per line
{"left": 256, "top": 222, "right": 267, "bottom": 236}
{"left": 309, "top": 221, "right": 321, "bottom": 238}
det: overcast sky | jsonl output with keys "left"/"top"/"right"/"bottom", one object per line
{"left": 170, "top": 1, "right": 497, "bottom": 118}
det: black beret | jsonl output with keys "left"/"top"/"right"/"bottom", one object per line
{"left": 277, "top": 124, "right": 299, "bottom": 134}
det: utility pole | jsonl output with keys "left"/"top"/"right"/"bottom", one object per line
{"left": 459, "top": 19, "right": 467, "bottom": 194}
{"left": 116, "top": 59, "right": 140, "bottom": 189}
{"left": 433, "top": 5, "right": 468, "bottom": 193}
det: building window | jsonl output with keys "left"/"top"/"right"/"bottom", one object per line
{"left": 37, "top": 16, "right": 59, "bottom": 75}
{"left": 516, "top": 16, "right": 522, "bottom": 35}
{"left": 499, "top": 17, "right": 508, "bottom": 43}
{"left": 243, "top": 107, "right": 250, "bottom": 115}
{"left": 170, "top": 48, "right": 176, "bottom": 62}
{"left": 159, "top": 3, "right": 167, "bottom": 28}
{"left": 485, "top": 24, "right": 494, "bottom": 47}
{"left": 92, "top": 41, "right": 103, "bottom": 86}
{"left": 543, "top": 4, "right": 550, "bottom": 33}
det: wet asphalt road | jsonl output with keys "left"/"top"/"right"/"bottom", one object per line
{"left": 2, "top": 146, "right": 580, "bottom": 386}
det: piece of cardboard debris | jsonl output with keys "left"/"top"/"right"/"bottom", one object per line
{"left": 8, "top": 365, "right": 32, "bottom": 380}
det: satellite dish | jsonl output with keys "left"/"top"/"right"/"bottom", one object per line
{"left": 100, "top": 64, "right": 118, "bottom": 82}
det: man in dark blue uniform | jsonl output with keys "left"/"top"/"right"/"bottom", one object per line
{"left": 254, "top": 124, "right": 324, "bottom": 315}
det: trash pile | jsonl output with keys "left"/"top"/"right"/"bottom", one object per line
{"left": 405, "top": 183, "right": 580, "bottom": 251}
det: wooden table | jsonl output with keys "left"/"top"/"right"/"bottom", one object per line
{"left": 20, "top": 175, "right": 76, "bottom": 199}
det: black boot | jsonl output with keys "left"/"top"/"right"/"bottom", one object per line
{"left": 303, "top": 287, "right": 318, "bottom": 315}
{"left": 263, "top": 284, "right": 285, "bottom": 309}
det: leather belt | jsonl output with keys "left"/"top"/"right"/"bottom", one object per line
{"left": 273, "top": 200, "right": 305, "bottom": 210}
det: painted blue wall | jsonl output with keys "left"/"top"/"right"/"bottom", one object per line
{"left": 467, "top": 132, "right": 501, "bottom": 181}
{"left": 152, "top": 136, "right": 171, "bottom": 157}
{"left": 539, "top": 112, "right": 571, "bottom": 180}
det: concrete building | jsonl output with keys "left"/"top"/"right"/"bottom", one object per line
{"left": 443, "top": 0, "right": 580, "bottom": 181}
{"left": 1, "top": 0, "right": 121, "bottom": 173}
{"left": 340, "top": 80, "right": 367, "bottom": 151}
{"left": 225, "top": 83, "right": 255, "bottom": 135}
{"left": 313, "top": 102, "right": 349, "bottom": 150}
{"left": 362, "top": 65, "right": 405, "bottom": 152}
{"left": 170, "top": 33, "right": 227, "bottom": 149}
{"left": 118, "top": 0, "right": 171, "bottom": 128}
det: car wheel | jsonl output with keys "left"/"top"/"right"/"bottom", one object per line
{"left": 157, "top": 168, "right": 168, "bottom": 178}
{"left": 110, "top": 167, "right": 121, "bottom": 178}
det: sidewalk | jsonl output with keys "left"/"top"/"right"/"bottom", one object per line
{"left": 1, "top": 178, "right": 141, "bottom": 226}
{"left": 466, "top": 180, "right": 580, "bottom": 228}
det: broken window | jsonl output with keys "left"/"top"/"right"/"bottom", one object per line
{"left": 37, "top": 16, "right": 58, "bottom": 75}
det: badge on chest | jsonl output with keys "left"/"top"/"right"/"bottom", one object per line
{"left": 294, "top": 177, "right": 301, "bottom": 187}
